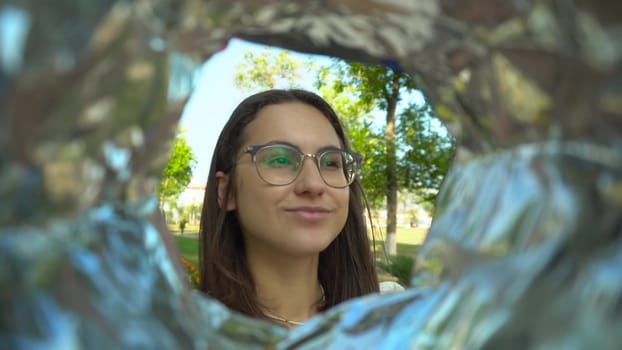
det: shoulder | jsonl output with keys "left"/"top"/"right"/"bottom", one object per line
{"left": 379, "top": 281, "right": 405, "bottom": 294}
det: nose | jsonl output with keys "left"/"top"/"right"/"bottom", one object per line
{"left": 293, "top": 156, "right": 325, "bottom": 194}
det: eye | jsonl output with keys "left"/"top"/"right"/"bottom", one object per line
{"left": 258, "top": 146, "right": 298, "bottom": 168}
{"left": 267, "top": 155, "right": 292, "bottom": 166}
{"left": 320, "top": 152, "right": 343, "bottom": 169}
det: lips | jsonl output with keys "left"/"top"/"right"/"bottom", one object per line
{"left": 285, "top": 206, "right": 331, "bottom": 221}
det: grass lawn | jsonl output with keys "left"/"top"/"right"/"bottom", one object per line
{"left": 175, "top": 236, "right": 199, "bottom": 267}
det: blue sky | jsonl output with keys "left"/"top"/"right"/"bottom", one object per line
{"left": 179, "top": 39, "right": 249, "bottom": 186}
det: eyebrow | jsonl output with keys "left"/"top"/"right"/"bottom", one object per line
{"left": 263, "top": 140, "right": 344, "bottom": 153}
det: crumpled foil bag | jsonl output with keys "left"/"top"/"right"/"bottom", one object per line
{"left": 1, "top": 1, "right": 620, "bottom": 349}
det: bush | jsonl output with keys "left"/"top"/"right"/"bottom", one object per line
{"left": 377, "top": 255, "right": 414, "bottom": 287}
{"left": 179, "top": 217, "right": 188, "bottom": 234}
{"left": 181, "top": 257, "right": 199, "bottom": 288}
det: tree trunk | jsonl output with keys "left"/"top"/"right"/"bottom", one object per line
{"left": 384, "top": 75, "right": 400, "bottom": 256}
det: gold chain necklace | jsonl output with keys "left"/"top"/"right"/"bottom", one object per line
{"left": 263, "top": 311, "right": 305, "bottom": 326}
{"left": 263, "top": 284, "right": 325, "bottom": 327}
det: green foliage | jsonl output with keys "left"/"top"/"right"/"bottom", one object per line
{"left": 377, "top": 255, "right": 415, "bottom": 286}
{"left": 316, "top": 61, "right": 455, "bottom": 206}
{"left": 159, "top": 129, "right": 197, "bottom": 207}
{"left": 233, "top": 50, "right": 308, "bottom": 91}
{"left": 398, "top": 103, "right": 456, "bottom": 202}
{"left": 316, "top": 60, "right": 416, "bottom": 110}
{"left": 316, "top": 60, "right": 454, "bottom": 256}
{"left": 314, "top": 63, "right": 387, "bottom": 208}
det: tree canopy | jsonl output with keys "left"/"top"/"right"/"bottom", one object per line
{"left": 314, "top": 59, "right": 455, "bottom": 254}
{"left": 159, "top": 129, "right": 197, "bottom": 208}
{"left": 398, "top": 103, "right": 455, "bottom": 202}
{"left": 233, "top": 50, "right": 307, "bottom": 91}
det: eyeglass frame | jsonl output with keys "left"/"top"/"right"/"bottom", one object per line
{"left": 242, "top": 143, "right": 362, "bottom": 188}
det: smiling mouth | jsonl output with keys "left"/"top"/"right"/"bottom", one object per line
{"left": 286, "top": 207, "right": 331, "bottom": 221}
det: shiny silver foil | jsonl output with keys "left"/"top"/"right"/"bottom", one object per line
{"left": 1, "top": 1, "right": 620, "bottom": 349}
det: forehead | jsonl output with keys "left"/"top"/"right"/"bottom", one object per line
{"left": 242, "top": 102, "right": 343, "bottom": 149}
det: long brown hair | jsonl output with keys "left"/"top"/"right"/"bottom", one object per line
{"left": 198, "top": 89, "right": 379, "bottom": 319}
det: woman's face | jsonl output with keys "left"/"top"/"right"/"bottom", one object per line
{"left": 229, "top": 102, "right": 350, "bottom": 258}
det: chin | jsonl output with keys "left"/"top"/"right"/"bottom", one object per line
{"left": 294, "top": 233, "right": 338, "bottom": 253}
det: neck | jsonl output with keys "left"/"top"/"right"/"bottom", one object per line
{"left": 246, "top": 250, "right": 324, "bottom": 328}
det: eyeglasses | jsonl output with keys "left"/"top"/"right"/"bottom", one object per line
{"left": 243, "top": 143, "right": 361, "bottom": 188}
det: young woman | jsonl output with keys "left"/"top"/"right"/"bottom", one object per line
{"left": 198, "top": 89, "right": 379, "bottom": 329}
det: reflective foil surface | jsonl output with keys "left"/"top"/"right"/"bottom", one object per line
{"left": 1, "top": 1, "right": 620, "bottom": 349}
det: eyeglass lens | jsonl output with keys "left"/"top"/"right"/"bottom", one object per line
{"left": 254, "top": 145, "right": 355, "bottom": 187}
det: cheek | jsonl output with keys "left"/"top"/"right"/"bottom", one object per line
{"left": 233, "top": 166, "right": 258, "bottom": 201}
{"left": 233, "top": 182, "right": 261, "bottom": 232}
{"left": 336, "top": 190, "right": 350, "bottom": 222}
{"left": 233, "top": 172, "right": 285, "bottom": 219}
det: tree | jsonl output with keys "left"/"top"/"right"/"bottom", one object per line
{"left": 233, "top": 50, "right": 307, "bottom": 91}
{"left": 398, "top": 103, "right": 455, "bottom": 203}
{"left": 316, "top": 61, "right": 420, "bottom": 255}
{"left": 159, "top": 129, "right": 197, "bottom": 211}
{"left": 188, "top": 203, "right": 201, "bottom": 225}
